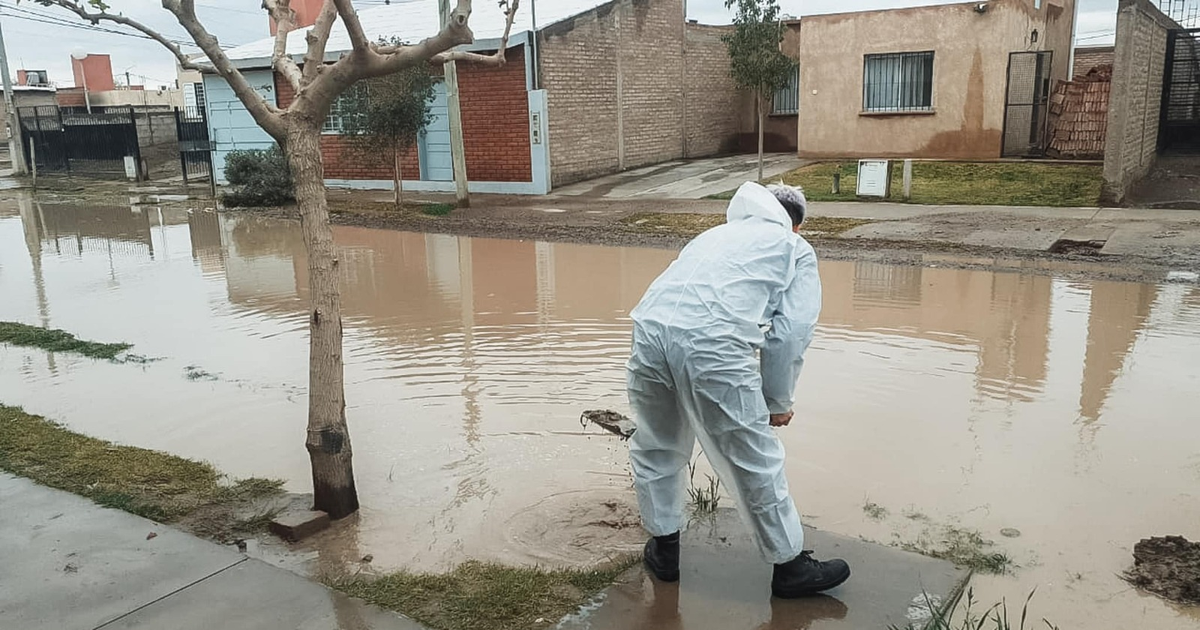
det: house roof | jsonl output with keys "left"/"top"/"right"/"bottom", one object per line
{"left": 223, "top": 0, "right": 613, "bottom": 66}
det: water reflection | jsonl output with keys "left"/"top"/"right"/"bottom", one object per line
{"left": 3, "top": 200, "right": 1200, "bottom": 628}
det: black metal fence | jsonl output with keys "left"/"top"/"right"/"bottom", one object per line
{"left": 18, "top": 106, "right": 141, "bottom": 176}
{"left": 175, "top": 107, "right": 214, "bottom": 188}
{"left": 1161, "top": 28, "right": 1200, "bottom": 153}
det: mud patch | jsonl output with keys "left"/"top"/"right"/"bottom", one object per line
{"left": 1048, "top": 238, "right": 1106, "bottom": 255}
{"left": 1124, "top": 536, "right": 1200, "bottom": 606}
{"left": 505, "top": 490, "right": 644, "bottom": 567}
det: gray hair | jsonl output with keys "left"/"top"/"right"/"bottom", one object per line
{"left": 766, "top": 183, "right": 807, "bottom": 226}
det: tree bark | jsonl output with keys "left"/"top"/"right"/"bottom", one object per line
{"left": 286, "top": 121, "right": 359, "bottom": 519}
{"left": 393, "top": 144, "right": 403, "bottom": 207}
{"left": 757, "top": 91, "right": 765, "bottom": 182}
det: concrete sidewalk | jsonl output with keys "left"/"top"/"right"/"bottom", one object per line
{"left": 562, "top": 510, "right": 969, "bottom": 630}
{"left": 649, "top": 198, "right": 1200, "bottom": 262}
{"left": 550, "top": 154, "right": 805, "bottom": 199}
{"left": 0, "top": 474, "right": 425, "bottom": 630}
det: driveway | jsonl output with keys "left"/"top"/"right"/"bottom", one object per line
{"left": 551, "top": 153, "right": 805, "bottom": 200}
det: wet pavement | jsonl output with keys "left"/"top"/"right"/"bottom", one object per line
{"left": 0, "top": 473, "right": 425, "bottom": 630}
{"left": 560, "top": 510, "right": 967, "bottom": 630}
{"left": 2, "top": 197, "right": 1200, "bottom": 627}
{"left": 549, "top": 154, "right": 804, "bottom": 199}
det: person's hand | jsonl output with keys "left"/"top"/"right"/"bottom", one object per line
{"left": 769, "top": 411, "right": 794, "bottom": 427}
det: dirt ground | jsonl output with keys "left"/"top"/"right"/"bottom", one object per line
{"left": 1128, "top": 156, "right": 1200, "bottom": 210}
{"left": 1125, "top": 536, "right": 1200, "bottom": 606}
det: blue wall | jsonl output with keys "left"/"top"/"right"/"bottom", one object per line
{"left": 204, "top": 71, "right": 276, "bottom": 184}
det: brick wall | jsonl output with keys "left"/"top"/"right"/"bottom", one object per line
{"left": 275, "top": 76, "right": 420, "bottom": 181}
{"left": 539, "top": 2, "right": 631, "bottom": 187}
{"left": 685, "top": 23, "right": 741, "bottom": 156}
{"left": 618, "top": 0, "right": 685, "bottom": 169}
{"left": 274, "top": 46, "right": 531, "bottom": 183}
{"left": 1102, "top": 0, "right": 1175, "bottom": 203}
{"left": 458, "top": 47, "right": 533, "bottom": 182}
{"left": 540, "top": 0, "right": 739, "bottom": 187}
{"left": 1073, "top": 46, "right": 1115, "bottom": 77}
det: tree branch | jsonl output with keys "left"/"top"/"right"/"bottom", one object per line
{"left": 432, "top": 0, "right": 519, "bottom": 66}
{"left": 376, "top": 0, "right": 521, "bottom": 74}
{"left": 303, "top": 1, "right": 339, "bottom": 82}
{"left": 161, "top": 0, "right": 287, "bottom": 139}
{"left": 331, "top": 0, "right": 369, "bottom": 52}
{"left": 262, "top": 0, "right": 304, "bottom": 92}
{"left": 40, "top": 0, "right": 205, "bottom": 73}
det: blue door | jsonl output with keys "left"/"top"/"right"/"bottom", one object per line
{"left": 419, "top": 81, "right": 453, "bottom": 182}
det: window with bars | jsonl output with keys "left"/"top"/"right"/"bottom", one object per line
{"left": 772, "top": 66, "right": 800, "bottom": 115}
{"left": 862, "top": 51, "right": 934, "bottom": 113}
{"left": 322, "top": 84, "right": 368, "bottom": 134}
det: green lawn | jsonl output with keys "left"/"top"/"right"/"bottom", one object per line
{"left": 0, "top": 321, "right": 131, "bottom": 360}
{"left": 330, "top": 559, "right": 637, "bottom": 630}
{"left": 715, "top": 161, "right": 1103, "bottom": 207}
{"left": 0, "top": 405, "right": 282, "bottom": 522}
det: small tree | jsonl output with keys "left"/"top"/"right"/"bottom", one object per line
{"left": 340, "top": 56, "right": 436, "bottom": 207}
{"left": 723, "top": 0, "right": 795, "bottom": 180}
{"left": 37, "top": 0, "right": 521, "bottom": 520}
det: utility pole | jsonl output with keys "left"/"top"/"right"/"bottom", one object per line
{"left": 0, "top": 18, "right": 28, "bottom": 174}
{"left": 438, "top": 0, "right": 470, "bottom": 208}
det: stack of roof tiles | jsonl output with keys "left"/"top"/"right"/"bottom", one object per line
{"left": 1046, "top": 65, "right": 1112, "bottom": 160}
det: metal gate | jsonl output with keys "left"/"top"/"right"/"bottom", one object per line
{"left": 1161, "top": 28, "right": 1200, "bottom": 153}
{"left": 174, "top": 106, "right": 214, "bottom": 189}
{"left": 18, "top": 106, "right": 141, "bottom": 175}
{"left": 1002, "top": 51, "right": 1054, "bottom": 157}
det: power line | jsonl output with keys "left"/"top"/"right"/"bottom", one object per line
{"left": 0, "top": 3, "right": 235, "bottom": 50}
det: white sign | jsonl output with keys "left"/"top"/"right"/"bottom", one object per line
{"left": 856, "top": 160, "right": 890, "bottom": 197}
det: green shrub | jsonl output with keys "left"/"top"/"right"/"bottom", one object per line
{"left": 221, "top": 146, "right": 294, "bottom": 207}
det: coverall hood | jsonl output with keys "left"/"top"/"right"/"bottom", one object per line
{"left": 726, "top": 182, "right": 794, "bottom": 230}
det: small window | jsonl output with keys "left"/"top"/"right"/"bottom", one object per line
{"left": 322, "top": 84, "right": 367, "bottom": 134}
{"left": 772, "top": 66, "right": 800, "bottom": 115}
{"left": 863, "top": 51, "right": 934, "bottom": 113}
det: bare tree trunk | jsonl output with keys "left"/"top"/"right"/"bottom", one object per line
{"left": 393, "top": 144, "right": 403, "bottom": 208}
{"left": 757, "top": 91, "right": 765, "bottom": 182}
{"left": 285, "top": 121, "right": 359, "bottom": 519}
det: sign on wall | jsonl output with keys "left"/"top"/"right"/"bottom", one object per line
{"left": 856, "top": 160, "right": 891, "bottom": 198}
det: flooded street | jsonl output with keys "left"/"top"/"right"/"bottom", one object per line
{"left": 2, "top": 198, "right": 1199, "bottom": 628}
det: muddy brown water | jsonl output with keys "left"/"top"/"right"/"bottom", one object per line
{"left": 2, "top": 199, "right": 1199, "bottom": 627}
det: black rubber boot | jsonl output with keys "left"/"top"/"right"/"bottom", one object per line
{"left": 643, "top": 532, "right": 680, "bottom": 582}
{"left": 771, "top": 550, "right": 851, "bottom": 598}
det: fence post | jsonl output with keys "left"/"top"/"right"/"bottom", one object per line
{"left": 902, "top": 159, "right": 913, "bottom": 200}
{"left": 175, "top": 108, "right": 189, "bottom": 186}
{"left": 129, "top": 106, "right": 143, "bottom": 181}
{"left": 28, "top": 135, "right": 35, "bottom": 187}
{"left": 56, "top": 106, "right": 71, "bottom": 176}
{"left": 202, "top": 105, "right": 215, "bottom": 199}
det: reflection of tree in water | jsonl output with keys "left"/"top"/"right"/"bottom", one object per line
{"left": 1078, "top": 281, "right": 1158, "bottom": 425}
{"left": 1067, "top": 281, "right": 1158, "bottom": 471}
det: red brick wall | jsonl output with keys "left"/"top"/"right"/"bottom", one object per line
{"left": 273, "top": 47, "right": 531, "bottom": 183}
{"left": 459, "top": 47, "right": 532, "bottom": 182}
{"left": 56, "top": 88, "right": 88, "bottom": 108}
{"left": 274, "top": 76, "right": 419, "bottom": 180}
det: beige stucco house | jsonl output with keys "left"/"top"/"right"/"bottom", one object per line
{"left": 795, "top": 0, "right": 1077, "bottom": 159}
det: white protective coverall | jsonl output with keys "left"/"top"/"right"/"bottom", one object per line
{"left": 626, "top": 182, "right": 822, "bottom": 565}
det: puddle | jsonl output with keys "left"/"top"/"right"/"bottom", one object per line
{"left": 2, "top": 197, "right": 1200, "bottom": 627}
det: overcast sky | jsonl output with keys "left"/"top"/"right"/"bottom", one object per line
{"left": 0, "top": 0, "right": 1120, "bottom": 90}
